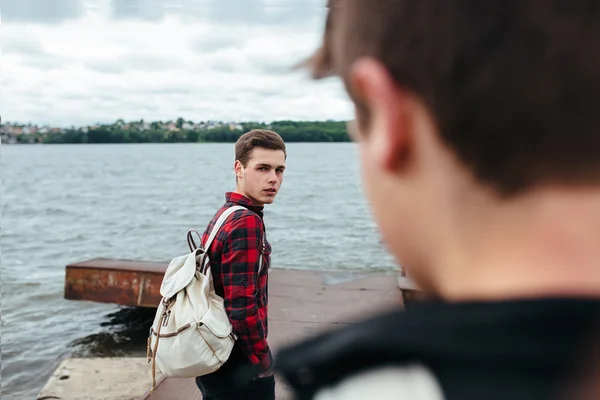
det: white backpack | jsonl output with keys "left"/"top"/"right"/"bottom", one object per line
{"left": 146, "top": 205, "right": 262, "bottom": 392}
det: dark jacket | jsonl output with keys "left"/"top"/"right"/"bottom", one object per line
{"left": 274, "top": 298, "right": 600, "bottom": 400}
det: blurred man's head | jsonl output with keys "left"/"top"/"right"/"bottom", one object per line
{"left": 234, "top": 129, "right": 287, "bottom": 206}
{"left": 303, "top": 0, "right": 600, "bottom": 298}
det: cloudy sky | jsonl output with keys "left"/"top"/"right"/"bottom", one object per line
{"left": 2, "top": 0, "right": 352, "bottom": 127}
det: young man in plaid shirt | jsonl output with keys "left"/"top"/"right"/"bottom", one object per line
{"left": 195, "top": 129, "right": 286, "bottom": 400}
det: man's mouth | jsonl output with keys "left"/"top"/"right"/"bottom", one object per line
{"left": 264, "top": 188, "right": 277, "bottom": 194}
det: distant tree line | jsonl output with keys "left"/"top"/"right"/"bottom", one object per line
{"left": 43, "top": 120, "right": 351, "bottom": 144}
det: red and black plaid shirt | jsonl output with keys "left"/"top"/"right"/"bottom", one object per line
{"left": 202, "top": 192, "right": 272, "bottom": 372}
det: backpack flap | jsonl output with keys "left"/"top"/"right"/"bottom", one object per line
{"left": 159, "top": 251, "right": 201, "bottom": 299}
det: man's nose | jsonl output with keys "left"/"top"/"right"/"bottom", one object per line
{"left": 267, "top": 170, "right": 278, "bottom": 183}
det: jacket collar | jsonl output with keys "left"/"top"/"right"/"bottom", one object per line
{"left": 273, "top": 298, "right": 600, "bottom": 400}
{"left": 225, "top": 192, "right": 264, "bottom": 217}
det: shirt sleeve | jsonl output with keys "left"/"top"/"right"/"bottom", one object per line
{"left": 219, "top": 213, "right": 272, "bottom": 372}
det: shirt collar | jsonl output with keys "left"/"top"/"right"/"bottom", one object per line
{"left": 225, "top": 192, "right": 264, "bottom": 215}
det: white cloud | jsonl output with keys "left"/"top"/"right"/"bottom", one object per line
{"left": 1, "top": 0, "right": 352, "bottom": 127}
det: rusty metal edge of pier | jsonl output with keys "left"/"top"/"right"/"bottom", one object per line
{"left": 64, "top": 258, "right": 168, "bottom": 308}
{"left": 64, "top": 258, "right": 422, "bottom": 309}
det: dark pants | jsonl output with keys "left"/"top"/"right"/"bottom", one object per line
{"left": 195, "top": 348, "right": 275, "bottom": 400}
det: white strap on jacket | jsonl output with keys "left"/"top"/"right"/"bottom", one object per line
{"left": 203, "top": 205, "right": 264, "bottom": 274}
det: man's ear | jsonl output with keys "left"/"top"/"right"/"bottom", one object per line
{"left": 234, "top": 160, "right": 244, "bottom": 179}
{"left": 349, "top": 57, "right": 412, "bottom": 175}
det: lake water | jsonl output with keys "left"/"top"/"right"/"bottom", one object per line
{"left": 1, "top": 143, "right": 398, "bottom": 399}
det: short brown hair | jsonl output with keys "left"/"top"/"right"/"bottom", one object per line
{"left": 304, "top": 0, "right": 600, "bottom": 196}
{"left": 235, "top": 129, "right": 287, "bottom": 167}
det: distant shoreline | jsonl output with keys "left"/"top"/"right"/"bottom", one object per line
{"left": 1, "top": 141, "right": 353, "bottom": 145}
{"left": 1, "top": 119, "right": 351, "bottom": 144}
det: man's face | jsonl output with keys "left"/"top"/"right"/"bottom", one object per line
{"left": 235, "top": 147, "right": 286, "bottom": 206}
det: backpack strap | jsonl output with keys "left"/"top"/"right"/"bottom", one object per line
{"left": 258, "top": 230, "right": 264, "bottom": 275}
{"left": 200, "top": 205, "right": 265, "bottom": 274}
{"left": 203, "top": 205, "right": 247, "bottom": 251}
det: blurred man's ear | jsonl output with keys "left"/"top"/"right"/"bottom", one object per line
{"left": 349, "top": 57, "right": 414, "bottom": 176}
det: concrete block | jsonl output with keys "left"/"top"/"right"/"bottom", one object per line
{"left": 37, "top": 357, "right": 161, "bottom": 400}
